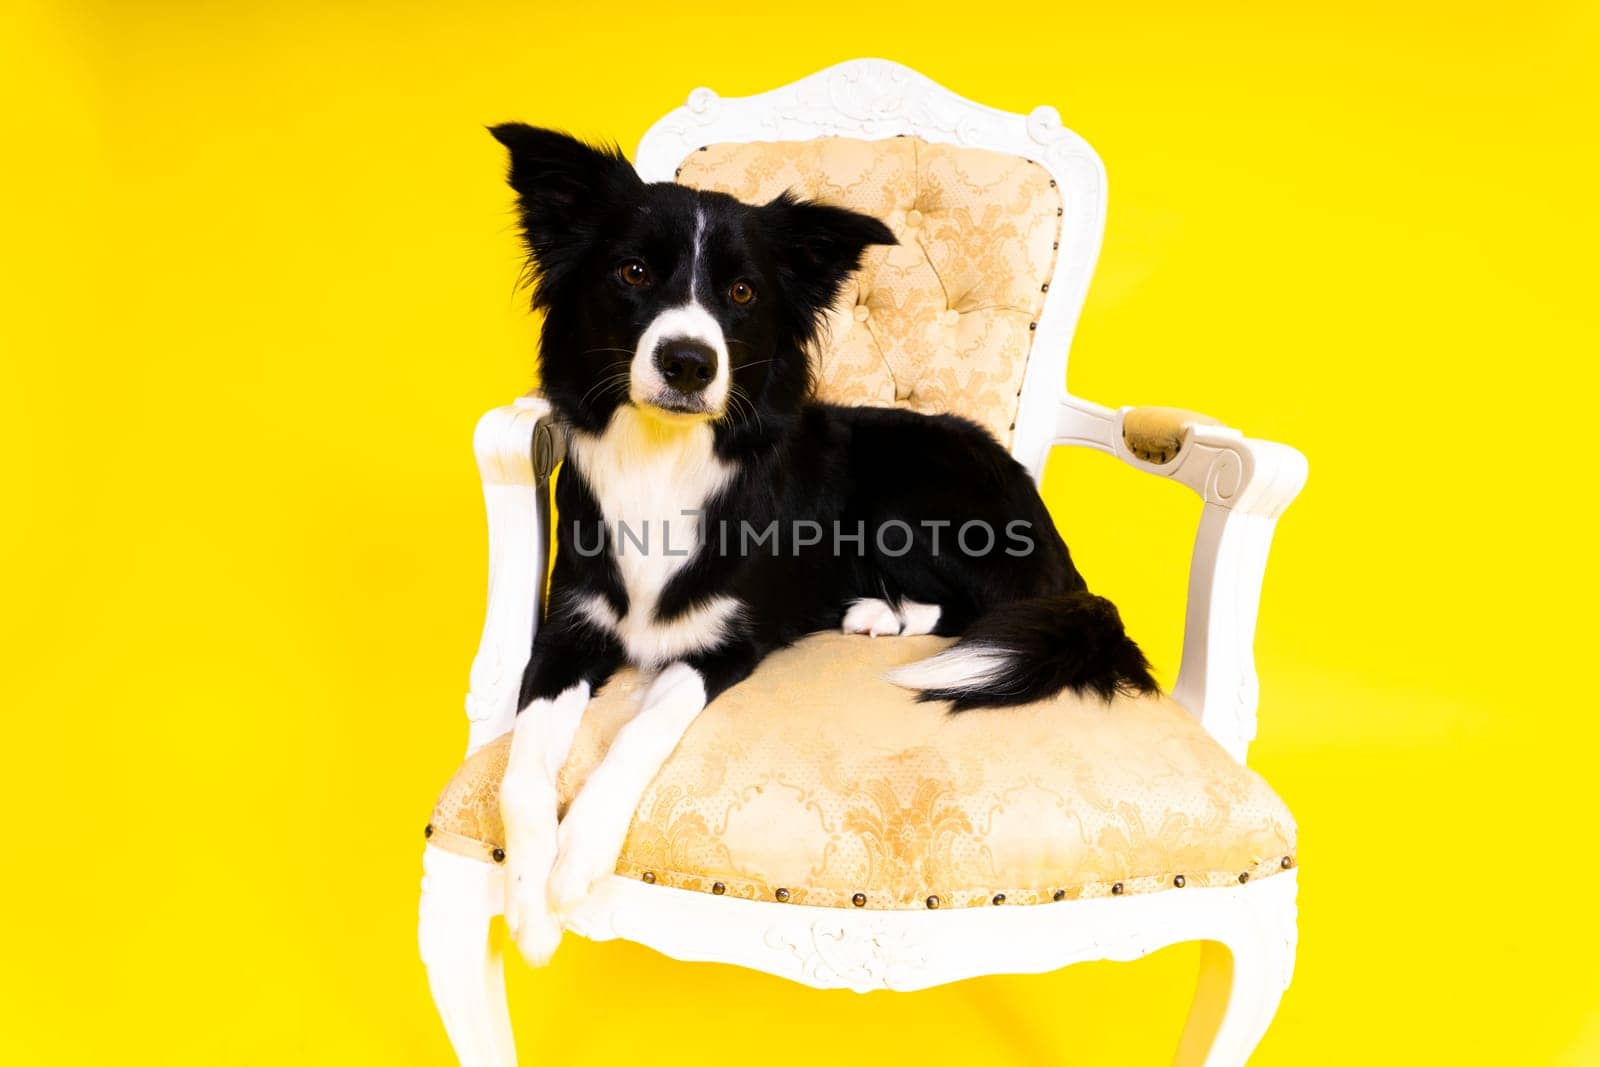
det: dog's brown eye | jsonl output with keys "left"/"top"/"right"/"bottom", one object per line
{"left": 619, "top": 260, "right": 649, "bottom": 286}
{"left": 729, "top": 279, "right": 755, "bottom": 305}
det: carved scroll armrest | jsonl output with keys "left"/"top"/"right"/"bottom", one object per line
{"left": 1052, "top": 395, "right": 1308, "bottom": 762}
{"left": 462, "top": 393, "right": 564, "bottom": 755}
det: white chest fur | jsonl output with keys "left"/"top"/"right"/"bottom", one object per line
{"left": 567, "top": 406, "right": 743, "bottom": 666}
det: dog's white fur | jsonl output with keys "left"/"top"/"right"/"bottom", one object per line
{"left": 547, "top": 661, "right": 708, "bottom": 912}
{"left": 898, "top": 600, "right": 942, "bottom": 636}
{"left": 689, "top": 208, "right": 707, "bottom": 301}
{"left": 500, "top": 681, "right": 591, "bottom": 963}
{"left": 883, "top": 644, "right": 1013, "bottom": 694}
{"left": 566, "top": 401, "right": 740, "bottom": 666}
{"left": 841, "top": 597, "right": 942, "bottom": 637}
{"left": 575, "top": 591, "right": 744, "bottom": 668}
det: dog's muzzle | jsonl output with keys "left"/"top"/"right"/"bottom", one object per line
{"left": 630, "top": 303, "right": 729, "bottom": 418}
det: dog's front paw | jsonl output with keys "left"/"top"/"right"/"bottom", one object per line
{"left": 547, "top": 805, "right": 629, "bottom": 915}
{"left": 500, "top": 773, "right": 564, "bottom": 965}
{"left": 842, "top": 597, "right": 902, "bottom": 637}
{"left": 504, "top": 856, "right": 564, "bottom": 966}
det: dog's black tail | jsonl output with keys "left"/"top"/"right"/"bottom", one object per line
{"left": 884, "top": 592, "right": 1157, "bottom": 711}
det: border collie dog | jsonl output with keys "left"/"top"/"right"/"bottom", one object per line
{"left": 489, "top": 125, "right": 1155, "bottom": 962}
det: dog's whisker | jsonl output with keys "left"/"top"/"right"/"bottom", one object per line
{"left": 728, "top": 384, "right": 763, "bottom": 435}
{"left": 578, "top": 370, "right": 633, "bottom": 409}
{"left": 718, "top": 387, "right": 748, "bottom": 431}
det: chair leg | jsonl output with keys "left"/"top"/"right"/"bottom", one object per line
{"left": 420, "top": 845, "right": 518, "bottom": 1067}
{"left": 1173, "top": 886, "right": 1298, "bottom": 1066}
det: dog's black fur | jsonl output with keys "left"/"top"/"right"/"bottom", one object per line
{"left": 493, "top": 125, "right": 1156, "bottom": 714}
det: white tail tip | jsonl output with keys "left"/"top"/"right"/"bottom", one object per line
{"left": 883, "top": 644, "right": 1013, "bottom": 694}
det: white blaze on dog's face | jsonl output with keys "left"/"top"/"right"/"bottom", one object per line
{"left": 626, "top": 211, "right": 731, "bottom": 420}
{"left": 624, "top": 223, "right": 731, "bottom": 421}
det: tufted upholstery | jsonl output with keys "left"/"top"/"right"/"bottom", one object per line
{"left": 430, "top": 634, "right": 1296, "bottom": 910}
{"left": 676, "top": 137, "right": 1062, "bottom": 446}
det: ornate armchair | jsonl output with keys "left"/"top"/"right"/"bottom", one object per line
{"left": 419, "top": 58, "right": 1307, "bottom": 1066}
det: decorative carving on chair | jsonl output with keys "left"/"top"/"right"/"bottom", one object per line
{"left": 658, "top": 60, "right": 1092, "bottom": 167}
{"left": 684, "top": 86, "right": 722, "bottom": 124}
{"left": 764, "top": 918, "right": 929, "bottom": 992}
{"left": 1023, "top": 104, "right": 1104, "bottom": 287}
{"left": 1202, "top": 448, "right": 1245, "bottom": 504}
{"left": 758, "top": 60, "right": 956, "bottom": 142}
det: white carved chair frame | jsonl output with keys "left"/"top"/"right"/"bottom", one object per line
{"left": 419, "top": 59, "right": 1308, "bottom": 1067}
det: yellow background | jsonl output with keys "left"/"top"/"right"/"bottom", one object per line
{"left": 5, "top": 1, "right": 1598, "bottom": 1062}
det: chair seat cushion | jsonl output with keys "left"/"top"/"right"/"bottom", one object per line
{"left": 429, "top": 634, "right": 1296, "bottom": 910}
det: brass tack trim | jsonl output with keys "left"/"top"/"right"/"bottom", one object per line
{"left": 423, "top": 824, "right": 433, "bottom": 839}
{"left": 605, "top": 857, "right": 1299, "bottom": 908}
{"left": 1041, "top": 282, "right": 1049, "bottom": 292}
{"left": 1052, "top": 241, "right": 1059, "bottom": 250}
{"left": 490, "top": 847, "right": 505, "bottom": 864}
{"left": 1028, "top": 322, "right": 1037, "bottom": 331}
{"left": 1049, "top": 178, "right": 1057, "bottom": 187}
{"left": 697, "top": 146, "right": 708, "bottom": 152}
{"left": 1056, "top": 207, "right": 1063, "bottom": 216}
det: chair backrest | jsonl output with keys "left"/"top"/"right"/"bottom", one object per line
{"left": 636, "top": 58, "right": 1108, "bottom": 481}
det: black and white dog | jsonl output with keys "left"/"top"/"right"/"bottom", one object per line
{"left": 489, "top": 125, "right": 1155, "bottom": 962}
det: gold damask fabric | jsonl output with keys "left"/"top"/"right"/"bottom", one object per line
{"left": 674, "top": 137, "right": 1062, "bottom": 447}
{"left": 430, "top": 634, "right": 1297, "bottom": 910}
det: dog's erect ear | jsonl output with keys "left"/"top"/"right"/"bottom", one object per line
{"left": 762, "top": 193, "right": 897, "bottom": 333}
{"left": 489, "top": 124, "right": 639, "bottom": 303}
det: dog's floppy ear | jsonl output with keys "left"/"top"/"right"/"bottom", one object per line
{"left": 762, "top": 192, "right": 897, "bottom": 334}
{"left": 489, "top": 124, "right": 639, "bottom": 304}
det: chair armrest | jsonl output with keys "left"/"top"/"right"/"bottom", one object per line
{"left": 1121, "top": 406, "right": 1221, "bottom": 465}
{"left": 1053, "top": 396, "right": 1308, "bottom": 762}
{"left": 462, "top": 393, "right": 564, "bottom": 755}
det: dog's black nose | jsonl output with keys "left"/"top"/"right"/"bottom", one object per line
{"left": 654, "top": 339, "right": 717, "bottom": 394}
